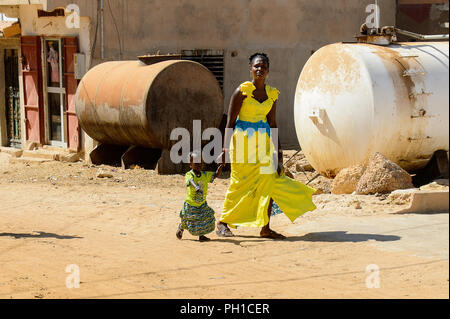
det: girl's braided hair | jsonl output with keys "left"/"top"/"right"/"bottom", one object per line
{"left": 249, "top": 52, "right": 269, "bottom": 67}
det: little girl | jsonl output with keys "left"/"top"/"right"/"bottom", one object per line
{"left": 176, "top": 151, "right": 223, "bottom": 242}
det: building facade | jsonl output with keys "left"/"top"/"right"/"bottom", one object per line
{"left": 1, "top": 0, "right": 90, "bottom": 153}
{"left": 0, "top": 0, "right": 447, "bottom": 160}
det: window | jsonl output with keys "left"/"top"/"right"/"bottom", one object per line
{"left": 44, "top": 38, "right": 67, "bottom": 147}
{"left": 181, "top": 49, "right": 224, "bottom": 92}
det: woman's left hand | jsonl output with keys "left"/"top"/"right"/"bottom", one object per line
{"left": 277, "top": 162, "right": 284, "bottom": 176}
{"left": 277, "top": 150, "right": 283, "bottom": 175}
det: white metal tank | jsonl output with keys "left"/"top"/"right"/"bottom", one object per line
{"left": 294, "top": 41, "right": 449, "bottom": 177}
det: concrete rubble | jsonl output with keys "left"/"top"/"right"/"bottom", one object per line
{"left": 295, "top": 158, "right": 314, "bottom": 172}
{"left": 389, "top": 189, "right": 449, "bottom": 214}
{"left": 311, "top": 151, "right": 449, "bottom": 214}
{"left": 387, "top": 179, "right": 449, "bottom": 214}
{"left": 1, "top": 146, "right": 80, "bottom": 164}
{"left": 96, "top": 169, "right": 113, "bottom": 178}
{"left": 331, "top": 164, "right": 366, "bottom": 195}
{"left": 330, "top": 153, "right": 414, "bottom": 195}
{"left": 356, "top": 152, "right": 413, "bottom": 195}
{"left": 0, "top": 146, "right": 23, "bottom": 158}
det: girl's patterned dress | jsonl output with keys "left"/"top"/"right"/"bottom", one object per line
{"left": 179, "top": 170, "right": 216, "bottom": 236}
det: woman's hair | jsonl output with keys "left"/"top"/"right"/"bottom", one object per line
{"left": 249, "top": 53, "right": 270, "bottom": 67}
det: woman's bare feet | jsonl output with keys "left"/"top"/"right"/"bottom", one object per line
{"left": 199, "top": 235, "right": 211, "bottom": 242}
{"left": 216, "top": 221, "right": 234, "bottom": 237}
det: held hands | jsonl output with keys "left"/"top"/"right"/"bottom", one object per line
{"left": 212, "top": 150, "right": 226, "bottom": 181}
{"left": 215, "top": 163, "right": 224, "bottom": 180}
{"left": 217, "top": 149, "right": 227, "bottom": 165}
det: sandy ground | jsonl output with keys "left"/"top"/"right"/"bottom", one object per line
{"left": 0, "top": 151, "right": 448, "bottom": 299}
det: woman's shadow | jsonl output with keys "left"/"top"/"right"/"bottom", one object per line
{"left": 292, "top": 231, "right": 401, "bottom": 243}
{"left": 206, "top": 231, "right": 400, "bottom": 245}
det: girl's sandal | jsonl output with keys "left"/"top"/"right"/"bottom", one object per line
{"left": 176, "top": 224, "right": 183, "bottom": 240}
{"left": 199, "top": 235, "right": 211, "bottom": 242}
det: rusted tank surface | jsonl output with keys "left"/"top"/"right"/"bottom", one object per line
{"left": 294, "top": 42, "right": 449, "bottom": 177}
{"left": 75, "top": 60, "right": 223, "bottom": 149}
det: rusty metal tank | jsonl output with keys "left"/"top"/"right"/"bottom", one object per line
{"left": 294, "top": 41, "right": 449, "bottom": 177}
{"left": 75, "top": 60, "right": 223, "bottom": 149}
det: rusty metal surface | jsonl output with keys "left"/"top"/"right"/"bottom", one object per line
{"left": 75, "top": 60, "right": 223, "bottom": 149}
{"left": 357, "top": 34, "right": 393, "bottom": 46}
{"left": 137, "top": 54, "right": 182, "bottom": 65}
{"left": 294, "top": 42, "right": 449, "bottom": 177}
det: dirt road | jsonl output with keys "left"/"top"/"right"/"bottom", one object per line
{"left": 0, "top": 152, "right": 448, "bottom": 299}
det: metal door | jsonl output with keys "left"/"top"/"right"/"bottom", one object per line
{"left": 4, "top": 49, "right": 21, "bottom": 148}
{"left": 21, "top": 36, "right": 44, "bottom": 144}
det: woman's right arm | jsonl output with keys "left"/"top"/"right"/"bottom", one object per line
{"left": 223, "top": 87, "right": 245, "bottom": 151}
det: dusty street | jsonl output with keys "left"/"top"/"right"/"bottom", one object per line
{"left": 0, "top": 152, "right": 448, "bottom": 299}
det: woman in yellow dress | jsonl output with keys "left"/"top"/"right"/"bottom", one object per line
{"left": 216, "top": 53, "right": 317, "bottom": 239}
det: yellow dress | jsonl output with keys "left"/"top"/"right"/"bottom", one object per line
{"left": 220, "top": 81, "right": 317, "bottom": 228}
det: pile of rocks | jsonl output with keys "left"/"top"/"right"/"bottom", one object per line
{"left": 284, "top": 151, "right": 315, "bottom": 173}
{"left": 331, "top": 152, "right": 414, "bottom": 195}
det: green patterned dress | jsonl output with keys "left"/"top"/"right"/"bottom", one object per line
{"left": 179, "top": 170, "right": 216, "bottom": 236}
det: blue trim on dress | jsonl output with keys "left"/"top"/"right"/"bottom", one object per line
{"left": 235, "top": 119, "right": 272, "bottom": 137}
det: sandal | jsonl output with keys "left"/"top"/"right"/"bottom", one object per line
{"left": 199, "top": 235, "right": 211, "bottom": 242}
{"left": 176, "top": 224, "right": 183, "bottom": 240}
{"left": 260, "top": 229, "right": 286, "bottom": 240}
{"left": 216, "top": 223, "right": 234, "bottom": 237}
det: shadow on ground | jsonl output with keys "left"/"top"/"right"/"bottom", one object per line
{"left": 0, "top": 231, "right": 83, "bottom": 239}
{"left": 295, "top": 231, "right": 401, "bottom": 243}
{"left": 181, "top": 232, "right": 401, "bottom": 244}
{"left": 392, "top": 210, "right": 449, "bottom": 215}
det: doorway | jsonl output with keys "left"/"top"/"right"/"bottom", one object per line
{"left": 44, "top": 38, "right": 67, "bottom": 148}
{"left": 4, "top": 49, "right": 21, "bottom": 148}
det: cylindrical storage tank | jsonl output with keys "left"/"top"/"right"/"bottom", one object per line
{"left": 294, "top": 42, "right": 449, "bottom": 177}
{"left": 75, "top": 60, "right": 223, "bottom": 149}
